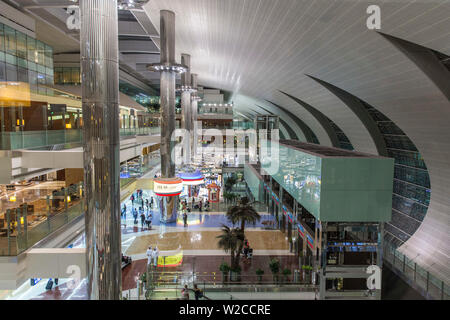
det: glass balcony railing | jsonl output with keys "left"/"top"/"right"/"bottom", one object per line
{"left": 383, "top": 240, "right": 449, "bottom": 300}
{"left": 127, "top": 270, "right": 317, "bottom": 300}
{"left": 0, "top": 127, "right": 161, "bottom": 150}
{"left": 0, "top": 182, "right": 84, "bottom": 256}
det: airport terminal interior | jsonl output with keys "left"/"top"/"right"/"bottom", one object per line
{"left": 0, "top": 0, "right": 448, "bottom": 301}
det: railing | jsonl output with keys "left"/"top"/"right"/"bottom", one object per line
{"left": 383, "top": 241, "right": 449, "bottom": 300}
{"left": 0, "top": 127, "right": 161, "bottom": 150}
{"left": 119, "top": 152, "right": 160, "bottom": 189}
{"left": 136, "top": 270, "right": 317, "bottom": 300}
{"left": 119, "top": 127, "right": 161, "bottom": 137}
{"left": 0, "top": 182, "right": 84, "bottom": 256}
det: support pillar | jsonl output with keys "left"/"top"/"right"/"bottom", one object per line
{"left": 81, "top": 0, "right": 121, "bottom": 300}
{"left": 191, "top": 74, "right": 199, "bottom": 159}
{"left": 180, "top": 54, "right": 192, "bottom": 163}
{"left": 148, "top": 10, "right": 186, "bottom": 223}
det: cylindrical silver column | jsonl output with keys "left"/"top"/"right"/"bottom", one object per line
{"left": 191, "top": 74, "right": 199, "bottom": 159}
{"left": 157, "top": 10, "right": 179, "bottom": 223}
{"left": 180, "top": 54, "right": 192, "bottom": 164}
{"left": 80, "top": 0, "right": 121, "bottom": 300}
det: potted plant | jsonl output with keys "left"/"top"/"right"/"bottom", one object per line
{"left": 302, "top": 265, "right": 313, "bottom": 283}
{"left": 219, "top": 262, "right": 231, "bottom": 283}
{"left": 255, "top": 268, "right": 264, "bottom": 283}
{"left": 230, "top": 265, "right": 242, "bottom": 282}
{"left": 269, "top": 258, "right": 280, "bottom": 283}
{"left": 282, "top": 268, "right": 291, "bottom": 283}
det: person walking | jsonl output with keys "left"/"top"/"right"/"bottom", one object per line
{"left": 199, "top": 199, "right": 202, "bottom": 212}
{"left": 181, "top": 285, "right": 190, "bottom": 300}
{"left": 121, "top": 203, "right": 126, "bottom": 219}
{"left": 146, "top": 246, "right": 152, "bottom": 268}
{"left": 145, "top": 212, "right": 152, "bottom": 230}
{"left": 153, "top": 246, "right": 159, "bottom": 268}
{"left": 130, "top": 194, "right": 135, "bottom": 207}
{"left": 145, "top": 199, "right": 149, "bottom": 211}
{"left": 193, "top": 284, "right": 203, "bottom": 300}
{"left": 150, "top": 197, "right": 154, "bottom": 208}
{"left": 133, "top": 208, "right": 138, "bottom": 224}
{"left": 140, "top": 211, "right": 145, "bottom": 228}
{"left": 183, "top": 212, "right": 188, "bottom": 228}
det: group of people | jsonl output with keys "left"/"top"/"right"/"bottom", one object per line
{"left": 146, "top": 246, "right": 160, "bottom": 268}
{"left": 121, "top": 191, "right": 155, "bottom": 230}
{"left": 180, "top": 284, "right": 204, "bottom": 300}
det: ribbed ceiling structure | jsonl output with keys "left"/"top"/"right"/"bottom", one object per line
{"left": 143, "top": 0, "right": 450, "bottom": 285}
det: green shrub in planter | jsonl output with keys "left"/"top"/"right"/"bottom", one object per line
{"left": 255, "top": 268, "right": 264, "bottom": 282}
{"left": 230, "top": 265, "right": 242, "bottom": 282}
{"left": 269, "top": 258, "right": 280, "bottom": 282}
{"left": 219, "top": 262, "right": 231, "bottom": 282}
{"left": 282, "top": 268, "right": 291, "bottom": 283}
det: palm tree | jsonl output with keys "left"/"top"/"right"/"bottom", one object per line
{"left": 216, "top": 225, "right": 244, "bottom": 269}
{"left": 226, "top": 196, "right": 261, "bottom": 266}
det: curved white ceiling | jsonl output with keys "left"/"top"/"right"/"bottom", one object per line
{"left": 143, "top": 0, "right": 450, "bottom": 284}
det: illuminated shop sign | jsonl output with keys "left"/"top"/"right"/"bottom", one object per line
{"left": 297, "top": 224, "right": 305, "bottom": 238}
{"left": 306, "top": 234, "right": 314, "bottom": 250}
{"left": 153, "top": 177, "right": 183, "bottom": 196}
{"left": 177, "top": 170, "right": 204, "bottom": 186}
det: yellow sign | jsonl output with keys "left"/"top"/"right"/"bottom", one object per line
{"left": 157, "top": 252, "right": 183, "bottom": 267}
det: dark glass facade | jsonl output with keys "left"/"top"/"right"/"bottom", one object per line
{"left": 328, "top": 119, "right": 354, "bottom": 150}
{"left": 361, "top": 101, "right": 430, "bottom": 248}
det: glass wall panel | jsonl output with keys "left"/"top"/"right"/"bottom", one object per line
{"left": 392, "top": 194, "right": 427, "bottom": 221}
{"left": 0, "top": 23, "right": 4, "bottom": 52}
{"left": 387, "top": 149, "right": 427, "bottom": 170}
{"left": 16, "top": 31, "right": 27, "bottom": 59}
{"left": 5, "top": 63, "right": 17, "bottom": 81}
{"left": 0, "top": 61, "right": 5, "bottom": 81}
{"left": 384, "top": 136, "right": 418, "bottom": 151}
{"left": 26, "top": 35, "right": 36, "bottom": 62}
{"left": 36, "top": 40, "right": 45, "bottom": 66}
{"left": 44, "top": 44, "right": 52, "bottom": 68}
{"left": 393, "top": 180, "right": 430, "bottom": 207}
{"left": 4, "top": 25, "right": 16, "bottom": 56}
{"left": 394, "top": 165, "right": 430, "bottom": 188}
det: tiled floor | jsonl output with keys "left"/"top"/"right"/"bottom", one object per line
{"left": 125, "top": 229, "right": 290, "bottom": 254}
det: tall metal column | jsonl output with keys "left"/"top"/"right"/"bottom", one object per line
{"left": 180, "top": 54, "right": 192, "bottom": 131}
{"left": 191, "top": 74, "right": 200, "bottom": 160}
{"left": 148, "top": 10, "right": 186, "bottom": 223}
{"left": 180, "top": 54, "right": 192, "bottom": 163}
{"left": 80, "top": 0, "right": 121, "bottom": 300}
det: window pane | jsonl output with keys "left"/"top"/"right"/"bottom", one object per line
{"left": 6, "top": 63, "right": 17, "bottom": 81}
{"left": 16, "top": 31, "right": 27, "bottom": 59}
{"left": 28, "top": 61, "right": 36, "bottom": 72}
{"left": 0, "top": 61, "right": 5, "bottom": 81}
{"left": 37, "top": 64, "right": 46, "bottom": 74}
{"left": 4, "top": 25, "right": 16, "bottom": 56}
{"left": 5, "top": 53, "right": 16, "bottom": 65}
{"left": 28, "top": 70, "right": 37, "bottom": 92}
{"left": 0, "top": 23, "right": 4, "bottom": 52}
{"left": 17, "top": 66, "right": 28, "bottom": 82}
{"left": 44, "top": 44, "right": 52, "bottom": 68}
{"left": 17, "top": 57, "right": 27, "bottom": 69}
{"left": 27, "top": 36, "right": 36, "bottom": 62}
{"left": 36, "top": 40, "right": 45, "bottom": 66}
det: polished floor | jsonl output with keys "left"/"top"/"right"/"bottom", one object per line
{"left": 122, "top": 255, "right": 300, "bottom": 291}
